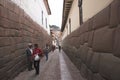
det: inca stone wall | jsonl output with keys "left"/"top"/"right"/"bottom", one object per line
{"left": 0, "top": 0, "right": 51, "bottom": 80}
{"left": 62, "top": 0, "right": 120, "bottom": 80}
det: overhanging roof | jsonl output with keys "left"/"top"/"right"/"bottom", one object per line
{"left": 61, "top": 0, "right": 73, "bottom": 32}
{"left": 44, "top": 0, "right": 51, "bottom": 15}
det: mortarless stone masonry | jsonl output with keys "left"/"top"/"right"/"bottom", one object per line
{"left": 0, "top": 0, "right": 51, "bottom": 80}
{"left": 62, "top": 0, "right": 120, "bottom": 80}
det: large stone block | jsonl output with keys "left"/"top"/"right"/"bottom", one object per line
{"left": 0, "top": 27, "right": 5, "bottom": 37}
{"left": 6, "top": 0, "right": 15, "bottom": 12}
{"left": 73, "top": 37, "right": 80, "bottom": 49}
{"left": 4, "top": 29, "right": 20, "bottom": 37}
{"left": 0, "top": 17, "right": 10, "bottom": 28}
{"left": 90, "top": 52, "right": 100, "bottom": 73}
{"left": 79, "top": 45, "right": 83, "bottom": 58}
{"left": 0, "top": 56, "right": 12, "bottom": 69}
{"left": 88, "top": 18, "right": 93, "bottom": 31}
{"left": 86, "top": 48, "right": 94, "bottom": 68}
{"left": 0, "top": 37, "right": 11, "bottom": 47}
{"left": 8, "top": 10, "right": 19, "bottom": 22}
{"left": 0, "top": 6, "right": 8, "bottom": 18}
{"left": 13, "top": 4, "right": 20, "bottom": 15}
{"left": 113, "top": 25, "right": 120, "bottom": 57}
{"left": 16, "top": 43, "right": 25, "bottom": 50}
{"left": 0, "top": 46, "right": 12, "bottom": 57}
{"left": 0, "top": 0, "right": 5, "bottom": 6}
{"left": 84, "top": 32, "right": 89, "bottom": 43}
{"left": 0, "top": 67, "right": 8, "bottom": 80}
{"left": 6, "top": 60, "right": 25, "bottom": 79}
{"left": 80, "top": 63, "right": 88, "bottom": 78}
{"left": 93, "top": 6, "right": 110, "bottom": 29}
{"left": 80, "top": 20, "right": 89, "bottom": 33}
{"left": 92, "top": 27, "right": 115, "bottom": 53}
{"left": 110, "top": 0, "right": 120, "bottom": 27}
{"left": 99, "top": 53, "right": 120, "bottom": 80}
{"left": 79, "top": 34, "right": 84, "bottom": 45}
{"left": 80, "top": 43, "right": 89, "bottom": 63}
{"left": 87, "top": 69, "right": 93, "bottom": 80}
{"left": 10, "top": 22, "right": 21, "bottom": 30}
{"left": 88, "top": 31, "right": 94, "bottom": 47}
{"left": 93, "top": 73, "right": 106, "bottom": 80}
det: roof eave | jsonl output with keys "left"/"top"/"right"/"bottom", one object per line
{"left": 61, "top": 0, "right": 73, "bottom": 32}
{"left": 44, "top": 0, "right": 51, "bottom": 15}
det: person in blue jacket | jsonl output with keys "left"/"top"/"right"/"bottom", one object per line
{"left": 44, "top": 44, "right": 50, "bottom": 61}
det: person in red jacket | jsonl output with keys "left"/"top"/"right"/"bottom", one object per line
{"left": 33, "top": 44, "right": 42, "bottom": 75}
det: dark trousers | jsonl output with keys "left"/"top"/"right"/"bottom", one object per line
{"left": 27, "top": 58, "right": 33, "bottom": 71}
{"left": 45, "top": 53, "right": 48, "bottom": 61}
{"left": 34, "top": 60, "right": 40, "bottom": 74}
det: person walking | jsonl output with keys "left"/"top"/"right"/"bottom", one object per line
{"left": 26, "top": 43, "right": 33, "bottom": 71}
{"left": 44, "top": 44, "right": 49, "bottom": 61}
{"left": 52, "top": 45, "right": 55, "bottom": 52}
{"left": 33, "top": 44, "right": 43, "bottom": 75}
{"left": 58, "top": 45, "right": 61, "bottom": 52}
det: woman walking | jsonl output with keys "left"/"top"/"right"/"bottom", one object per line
{"left": 33, "top": 44, "right": 43, "bottom": 75}
{"left": 44, "top": 44, "right": 49, "bottom": 61}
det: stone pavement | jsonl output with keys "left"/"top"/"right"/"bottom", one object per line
{"left": 13, "top": 49, "right": 85, "bottom": 80}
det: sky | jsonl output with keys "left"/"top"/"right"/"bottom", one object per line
{"left": 48, "top": 0, "right": 63, "bottom": 28}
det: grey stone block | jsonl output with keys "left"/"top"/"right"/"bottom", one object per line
{"left": 93, "top": 6, "right": 110, "bottom": 29}
{"left": 80, "top": 63, "right": 88, "bottom": 78}
{"left": 110, "top": 0, "right": 120, "bottom": 27}
{"left": 92, "top": 27, "right": 115, "bottom": 53}
{"left": 84, "top": 32, "right": 89, "bottom": 43}
{"left": 99, "top": 53, "right": 120, "bottom": 80}
{"left": 88, "top": 31, "right": 94, "bottom": 47}
{"left": 90, "top": 52, "right": 100, "bottom": 73}
{"left": 93, "top": 73, "right": 106, "bottom": 80}
{"left": 88, "top": 18, "right": 93, "bottom": 31}
{"left": 80, "top": 34, "right": 84, "bottom": 45}
{"left": 87, "top": 69, "right": 93, "bottom": 80}
{"left": 86, "top": 48, "right": 94, "bottom": 68}
{"left": 113, "top": 25, "right": 120, "bottom": 57}
{"left": 80, "top": 43, "right": 89, "bottom": 63}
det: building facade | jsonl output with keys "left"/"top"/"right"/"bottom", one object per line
{"left": 61, "top": 0, "right": 120, "bottom": 80}
{"left": 11, "top": 0, "right": 51, "bottom": 34}
{"left": 61, "top": 0, "right": 113, "bottom": 39}
{"left": 50, "top": 25, "right": 61, "bottom": 47}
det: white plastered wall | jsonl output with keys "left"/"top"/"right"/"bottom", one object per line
{"left": 62, "top": 0, "right": 113, "bottom": 40}
{"left": 83, "top": 0, "right": 113, "bottom": 22}
{"left": 66, "top": 0, "right": 79, "bottom": 33}
{"left": 11, "top": 0, "right": 50, "bottom": 34}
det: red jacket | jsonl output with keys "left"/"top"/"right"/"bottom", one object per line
{"left": 33, "top": 48, "right": 42, "bottom": 57}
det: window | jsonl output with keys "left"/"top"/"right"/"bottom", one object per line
{"left": 78, "top": 0, "right": 83, "bottom": 25}
{"left": 69, "top": 18, "right": 71, "bottom": 33}
{"left": 42, "top": 11, "right": 43, "bottom": 25}
{"left": 46, "top": 18, "right": 47, "bottom": 28}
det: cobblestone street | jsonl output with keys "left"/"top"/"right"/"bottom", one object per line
{"left": 13, "top": 49, "right": 84, "bottom": 80}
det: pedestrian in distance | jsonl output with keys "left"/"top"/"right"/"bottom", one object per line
{"left": 33, "top": 44, "right": 43, "bottom": 75}
{"left": 43, "top": 43, "right": 50, "bottom": 61}
{"left": 58, "top": 45, "right": 61, "bottom": 52}
{"left": 52, "top": 45, "right": 55, "bottom": 52}
{"left": 25, "top": 43, "right": 33, "bottom": 71}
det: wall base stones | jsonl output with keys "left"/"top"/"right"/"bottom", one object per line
{"left": 62, "top": 0, "right": 120, "bottom": 80}
{"left": 0, "top": 0, "right": 51, "bottom": 80}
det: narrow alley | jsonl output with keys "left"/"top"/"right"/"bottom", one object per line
{"left": 13, "top": 49, "right": 84, "bottom": 80}
{"left": 0, "top": 0, "right": 120, "bottom": 80}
